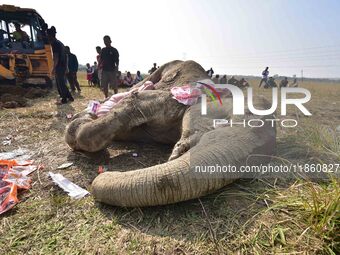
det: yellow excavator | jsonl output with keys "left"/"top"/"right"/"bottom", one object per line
{"left": 0, "top": 4, "right": 53, "bottom": 87}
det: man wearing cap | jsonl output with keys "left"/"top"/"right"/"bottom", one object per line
{"left": 47, "top": 26, "right": 74, "bottom": 104}
{"left": 100, "top": 35, "right": 119, "bottom": 98}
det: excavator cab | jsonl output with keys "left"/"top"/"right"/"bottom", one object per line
{"left": 0, "top": 4, "right": 53, "bottom": 87}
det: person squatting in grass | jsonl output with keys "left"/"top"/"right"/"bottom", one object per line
{"left": 47, "top": 26, "right": 74, "bottom": 104}
{"left": 134, "top": 71, "right": 143, "bottom": 84}
{"left": 219, "top": 74, "right": 227, "bottom": 84}
{"left": 280, "top": 77, "right": 289, "bottom": 88}
{"left": 123, "top": 72, "right": 134, "bottom": 87}
{"left": 100, "top": 35, "right": 120, "bottom": 98}
{"left": 228, "top": 76, "right": 238, "bottom": 85}
{"left": 291, "top": 78, "right": 299, "bottom": 87}
{"left": 65, "top": 46, "right": 81, "bottom": 93}
{"left": 117, "top": 71, "right": 124, "bottom": 87}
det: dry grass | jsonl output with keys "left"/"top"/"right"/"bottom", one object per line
{"left": 0, "top": 74, "right": 339, "bottom": 254}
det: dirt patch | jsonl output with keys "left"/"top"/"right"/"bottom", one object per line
{"left": 0, "top": 93, "right": 27, "bottom": 108}
{"left": 0, "top": 85, "right": 49, "bottom": 109}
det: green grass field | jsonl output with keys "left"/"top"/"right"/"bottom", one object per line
{"left": 0, "top": 73, "right": 339, "bottom": 254}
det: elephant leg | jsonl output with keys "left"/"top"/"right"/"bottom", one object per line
{"left": 169, "top": 101, "right": 232, "bottom": 161}
{"left": 169, "top": 137, "right": 190, "bottom": 161}
{"left": 168, "top": 108, "right": 197, "bottom": 161}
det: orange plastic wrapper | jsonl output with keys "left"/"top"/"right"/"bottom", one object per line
{"left": 0, "top": 184, "right": 18, "bottom": 214}
{"left": 3, "top": 170, "right": 31, "bottom": 189}
{"left": 0, "top": 159, "right": 36, "bottom": 214}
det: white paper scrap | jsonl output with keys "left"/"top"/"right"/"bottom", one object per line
{"left": 49, "top": 172, "right": 89, "bottom": 199}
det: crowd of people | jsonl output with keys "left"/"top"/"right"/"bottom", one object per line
{"left": 49, "top": 24, "right": 161, "bottom": 104}
{"left": 48, "top": 27, "right": 123, "bottom": 103}
{"left": 206, "top": 66, "right": 299, "bottom": 89}
{"left": 258, "top": 67, "right": 299, "bottom": 88}
{"left": 207, "top": 68, "right": 249, "bottom": 88}
{"left": 2, "top": 23, "right": 302, "bottom": 105}
{"left": 84, "top": 55, "right": 151, "bottom": 92}
{"left": 47, "top": 26, "right": 300, "bottom": 105}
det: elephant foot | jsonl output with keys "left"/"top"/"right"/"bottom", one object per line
{"left": 169, "top": 138, "right": 190, "bottom": 161}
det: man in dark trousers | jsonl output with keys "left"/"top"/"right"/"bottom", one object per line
{"left": 47, "top": 27, "right": 74, "bottom": 104}
{"left": 100, "top": 35, "right": 119, "bottom": 98}
{"left": 65, "top": 46, "right": 81, "bottom": 93}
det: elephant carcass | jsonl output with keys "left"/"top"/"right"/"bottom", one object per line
{"left": 65, "top": 60, "right": 276, "bottom": 207}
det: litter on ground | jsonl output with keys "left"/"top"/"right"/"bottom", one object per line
{"left": 0, "top": 148, "right": 31, "bottom": 162}
{"left": 0, "top": 159, "right": 40, "bottom": 214}
{"left": 48, "top": 172, "right": 89, "bottom": 199}
{"left": 2, "top": 135, "right": 13, "bottom": 146}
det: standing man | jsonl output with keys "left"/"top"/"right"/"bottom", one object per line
{"left": 207, "top": 67, "right": 214, "bottom": 78}
{"left": 65, "top": 46, "right": 81, "bottom": 93}
{"left": 92, "top": 61, "right": 100, "bottom": 86}
{"left": 100, "top": 35, "right": 119, "bottom": 98}
{"left": 96, "top": 46, "right": 102, "bottom": 86}
{"left": 259, "top": 67, "right": 269, "bottom": 88}
{"left": 47, "top": 27, "right": 74, "bottom": 104}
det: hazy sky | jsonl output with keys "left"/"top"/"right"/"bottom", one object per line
{"left": 4, "top": 0, "right": 340, "bottom": 78}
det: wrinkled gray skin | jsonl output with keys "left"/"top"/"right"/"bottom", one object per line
{"left": 65, "top": 60, "right": 276, "bottom": 207}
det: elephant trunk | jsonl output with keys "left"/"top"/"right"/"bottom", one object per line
{"left": 92, "top": 121, "right": 276, "bottom": 207}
